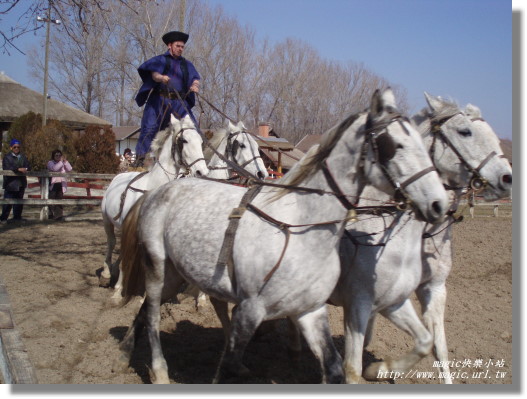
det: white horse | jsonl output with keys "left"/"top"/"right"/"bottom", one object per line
{"left": 205, "top": 121, "right": 269, "bottom": 180}
{"left": 99, "top": 114, "right": 209, "bottom": 288}
{"left": 329, "top": 93, "right": 512, "bottom": 384}
{"left": 110, "top": 120, "right": 269, "bottom": 301}
{"left": 118, "top": 88, "right": 449, "bottom": 384}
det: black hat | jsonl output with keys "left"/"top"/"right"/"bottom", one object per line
{"left": 162, "top": 31, "right": 189, "bottom": 45}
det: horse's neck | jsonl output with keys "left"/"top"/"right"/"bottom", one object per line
{"left": 145, "top": 139, "right": 178, "bottom": 189}
{"left": 259, "top": 149, "right": 364, "bottom": 223}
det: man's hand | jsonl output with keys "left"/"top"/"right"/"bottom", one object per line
{"left": 190, "top": 80, "right": 200, "bottom": 93}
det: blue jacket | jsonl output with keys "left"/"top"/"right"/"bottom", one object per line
{"left": 135, "top": 51, "right": 200, "bottom": 108}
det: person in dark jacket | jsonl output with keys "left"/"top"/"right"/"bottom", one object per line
{"left": 1, "top": 139, "right": 31, "bottom": 223}
{"left": 133, "top": 30, "right": 201, "bottom": 166}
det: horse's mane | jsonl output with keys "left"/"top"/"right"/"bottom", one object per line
{"left": 203, "top": 129, "right": 228, "bottom": 161}
{"left": 413, "top": 97, "right": 461, "bottom": 134}
{"left": 150, "top": 125, "right": 173, "bottom": 157}
{"left": 464, "top": 103, "right": 482, "bottom": 119}
{"left": 269, "top": 112, "right": 362, "bottom": 199}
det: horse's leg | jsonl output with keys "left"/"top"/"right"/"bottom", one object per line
{"left": 184, "top": 284, "right": 208, "bottom": 311}
{"left": 209, "top": 296, "right": 231, "bottom": 339}
{"left": 111, "top": 255, "right": 123, "bottom": 301}
{"left": 286, "top": 317, "right": 302, "bottom": 362}
{"left": 196, "top": 291, "right": 208, "bottom": 311}
{"left": 362, "top": 299, "right": 433, "bottom": 381}
{"left": 418, "top": 233, "right": 453, "bottom": 383}
{"left": 416, "top": 281, "right": 452, "bottom": 383}
{"left": 142, "top": 253, "right": 172, "bottom": 384}
{"left": 292, "top": 305, "right": 343, "bottom": 384}
{"left": 364, "top": 313, "right": 377, "bottom": 348}
{"left": 117, "top": 299, "right": 148, "bottom": 368}
{"left": 100, "top": 217, "right": 116, "bottom": 287}
{"left": 342, "top": 300, "right": 371, "bottom": 384}
{"left": 213, "top": 298, "right": 264, "bottom": 383}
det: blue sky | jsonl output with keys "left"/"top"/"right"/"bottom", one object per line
{"left": 0, "top": 0, "right": 515, "bottom": 139}
{"left": 204, "top": 0, "right": 513, "bottom": 139}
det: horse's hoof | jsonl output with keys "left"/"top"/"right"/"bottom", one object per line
{"left": 363, "top": 359, "right": 391, "bottom": 381}
{"left": 99, "top": 275, "right": 111, "bottom": 288}
{"left": 149, "top": 369, "right": 170, "bottom": 384}
{"left": 213, "top": 363, "right": 251, "bottom": 383}
{"left": 112, "top": 352, "right": 131, "bottom": 373}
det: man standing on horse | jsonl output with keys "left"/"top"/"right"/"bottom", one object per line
{"left": 133, "top": 30, "right": 201, "bottom": 167}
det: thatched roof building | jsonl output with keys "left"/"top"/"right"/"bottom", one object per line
{"left": 0, "top": 72, "right": 111, "bottom": 132}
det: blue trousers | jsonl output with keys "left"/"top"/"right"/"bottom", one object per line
{"left": 135, "top": 95, "right": 197, "bottom": 157}
{"left": 1, "top": 188, "right": 26, "bottom": 220}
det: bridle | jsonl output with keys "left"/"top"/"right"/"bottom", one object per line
{"left": 208, "top": 131, "right": 264, "bottom": 177}
{"left": 429, "top": 113, "right": 507, "bottom": 192}
{"left": 158, "top": 126, "right": 206, "bottom": 178}
{"left": 358, "top": 113, "right": 436, "bottom": 211}
{"left": 226, "top": 131, "right": 264, "bottom": 169}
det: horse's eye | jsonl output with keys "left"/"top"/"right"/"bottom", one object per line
{"left": 180, "top": 139, "right": 188, "bottom": 144}
{"left": 458, "top": 129, "right": 472, "bottom": 137}
{"left": 239, "top": 143, "right": 246, "bottom": 149}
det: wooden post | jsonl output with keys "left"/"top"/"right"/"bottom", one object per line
{"left": 39, "top": 177, "right": 50, "bottom": 221}
{"left": 0, "top": 278, "right": 38, "bottom": 383}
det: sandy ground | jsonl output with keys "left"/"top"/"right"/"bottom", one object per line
{"left": 0, "top": 205, "right": 513, "bottom": 386}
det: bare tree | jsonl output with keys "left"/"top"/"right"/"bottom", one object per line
{"left": 0, "top": 0, "right": 140, "bottom": 54}
{"left": 8, "top": 0, "right": 410, "bottom": 147}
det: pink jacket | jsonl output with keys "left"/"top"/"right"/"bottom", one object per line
{"left": 47, "top": 160, "right": 73, "bottom": 193}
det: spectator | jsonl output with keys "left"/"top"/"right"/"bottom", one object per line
{"left": 1, "top": 139, "right": 30, "bottom": 224}
{"left": 119, "top": 148, "right": 133, "bottom": 173}
{"left": 47, "top": 149, "right": 73, "bottom": 221}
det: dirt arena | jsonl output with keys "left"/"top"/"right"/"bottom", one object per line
{"left": 0, "top": 205, "right": 513, "bottom": 385}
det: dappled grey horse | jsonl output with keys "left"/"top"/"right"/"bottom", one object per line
{"left": 330, "top": 93, "right": 512, "bottom": 383}
{"left": 118, "top": 88, "right": 449, "bottom": 384}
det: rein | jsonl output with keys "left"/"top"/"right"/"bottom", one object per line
{"left": 246, "top": 202, "right": 358, "bottom": 284}
{"left": 112, "top": 171, "right": 149, "bottom": 221}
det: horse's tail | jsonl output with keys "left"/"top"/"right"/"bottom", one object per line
{"left": 120, "top": 195, "right": 147, "bottom": 306}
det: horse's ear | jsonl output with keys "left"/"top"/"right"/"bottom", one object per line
{"left": 237, "top": 121, "right": 246, "bottom": 131}
{"left": 170, "top": 114, "right": 178, "bottom": 125}
{"left": 380, "top": 87, "right": 396, "bottom": 109}
{"left": 424, "top": 92, "right": 443, "bottom": 112}
{"left": 182, "top": 114, "right": 195, "bottom": 128}
{"left": 227, "top": 120, "right": 236, "bottom": 131}
{"left": 369, "top": 89, "right": 382, "bottom": 118}
{"left": 465, "top": 103, "right": 482, "bottom": 119}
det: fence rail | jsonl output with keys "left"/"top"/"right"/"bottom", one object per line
{"left": 0, "top": 171, "right": 115, "bottom": 220}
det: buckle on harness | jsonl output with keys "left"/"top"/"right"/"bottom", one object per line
{"left": 229, "top": 207, "right": 246, "bottom": 219}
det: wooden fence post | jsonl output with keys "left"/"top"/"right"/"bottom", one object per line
{"left": 39, "top": 177, "right": 50, "bottom": 221}
{"left": 0, "top": 278, "right": 38, "bottom": 383}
